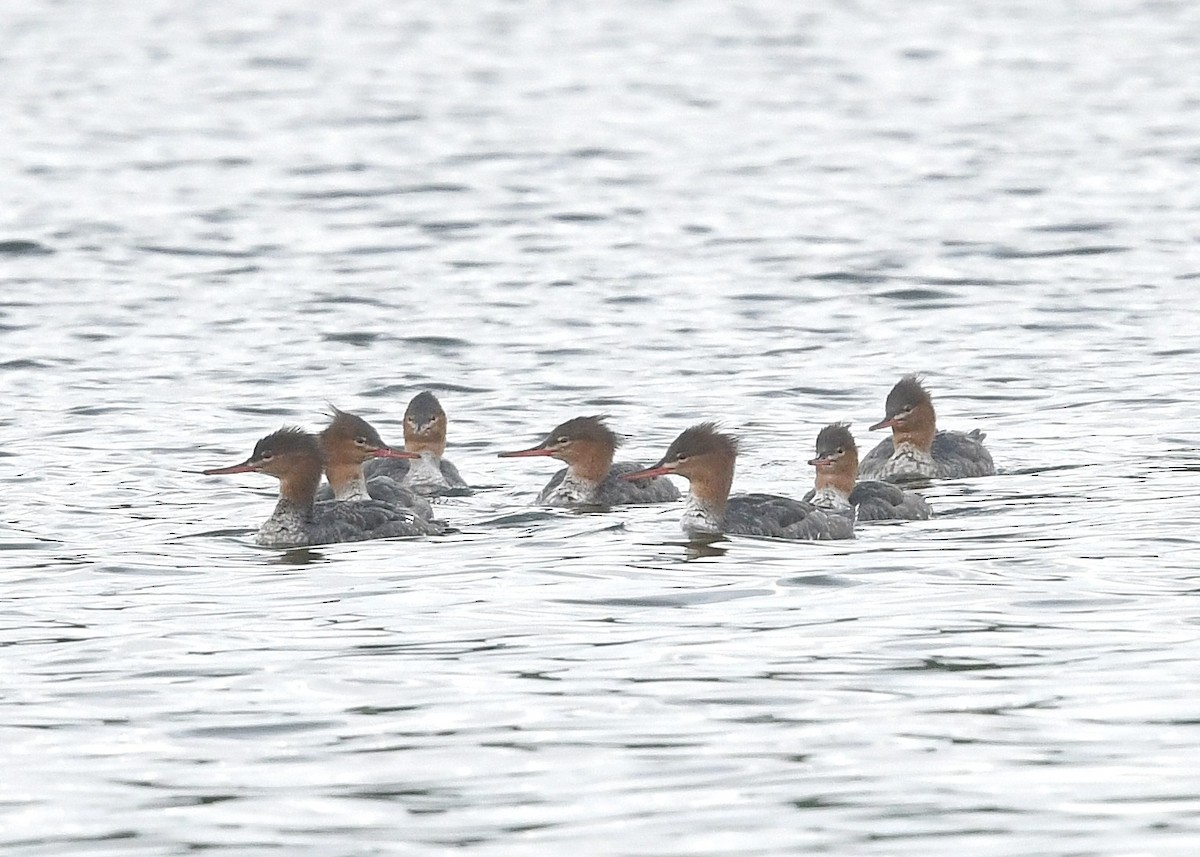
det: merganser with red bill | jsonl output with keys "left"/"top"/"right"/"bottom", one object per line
{"left": 858, "top": 375, "right": 995, "bottom": 481}
{"left": 623, "top": 423, "right": 853, "bottom": 540}
{"left": 203, "top": 427, "right": 444, "bottom": 547}
{"left": 314, "top": 406, "right": 435, "bottom": 520}
{"left": 805, "top": 423, "right": 931, "bottom": 520}
{"left": 364, "top": 391, "right": 471, "bottom": 495}
{"left": 498, "top": 415, "right": 680, "bottom": 507}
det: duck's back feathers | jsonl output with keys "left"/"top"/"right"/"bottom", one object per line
{"left": 849, "top": 481, "right": 932, "bottom": 521}
{"left": 317, "top": 499, "right": 445, "bottom": 541}
{"left": 856, "top": 438, "right": 894, "bottom": 480}
{"left": 365, "top": 456, "right": 411, "bottom": 482}
{"left": 258, "top": 497, "right": 445, "bottom": 547}
{"left": 361, "top": 476, "right": 436, "bottom": 518}
{"left": 933, "top": 429, "right": 993, "bottom": 477}
{"left": 437, "top": 458, "right": 470, "bottom": 490}
{"left": 600, "top": 462, "right": 681, "bottom": 504}
{"left": 364, "top": 455, "right": 471, "bottom": 496}
{"left": 725, "top": 493, "right": 854, "bottom": 540}
{"left": 537, "top": 461, "right": 681, "bottom": 506}
{"left": 314, "top": 475, "right": 435, "bottom": 518}
{"left": 536, "top": 467, "right": 569, "bottom": 504}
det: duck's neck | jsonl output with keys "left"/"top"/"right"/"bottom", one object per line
{"left": 405, "top": 451, "right": 449, "bottom": 487}
{"left": 265, "top": 497, "right": 312, "bottom": 529}
{"left": 813, "top": 462, "right": 856, "bottom": 504}
{"left": 325, "top": 460, "right": 370, "bottom": 501}
{"left": 682, "top": 494, "right": 724, "bottom": 534}
{"left": 260, "top": 469, "right": 320, "bottom": 545}
{"left": 405, "top": 432, "right": 446, "bottom": 458}
{"left": 553, "top": 469, "right": 601, "bottom": 504}
{"left": 565, "top": 440, "right": 614, "bottom": 485}
{"left": 682, "top": 458, "right": 734, "bottom": 531}
{"left": 809, "top": 486, "right": 850, "bottom": 509}
{"left": 892, "top": 402, "right": 936, "bottom": 454}
{"left": 278, "top": 466, "right": 320, "bottom": 511}
{"left": 255, "top": 501, "right": 308, "bottom": 547}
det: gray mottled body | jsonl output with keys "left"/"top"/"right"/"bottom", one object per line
{"left": 538, "top": 460, "right": 680, "bottom": 507}
{"left": 365, "top": 453, "right": 470, "bottom": 496}
{"left": 804, "top": 482, "right": 931, "bottom": 521}
{"left": 684, "top": 492, "right": 854, "bottom": 540}
{"left": 315, "top": 471, "right": 435, "bottom": 519}
{"left": 255, "top": 498, "right": 444, "bottom": 548}
{"left": 858, "top": 430, "right": 994, "bottom": 482}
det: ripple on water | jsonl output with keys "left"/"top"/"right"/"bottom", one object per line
{"left": 4, "top": 0, "right": 1200, "bottom": 854}
{"left": 321, "top": 331, "right": 387, "bottom": 346}
{"left": 989, "top": 244, "right": 1129, "bottom": 259}
{"left": 873, "top": 287, "right": 959, "bottom": 302}
{"left": 0, "top": 240, "right": 54, "bottom": 255}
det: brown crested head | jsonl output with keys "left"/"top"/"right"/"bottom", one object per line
{"left": 204, "top": 426, "right": 323, "bottom": 477}
{"left": 546, "top": 415, "right": 622, "bottom": 452}
{"left": 808, "top": 422, "right": 859, "bottom": 492}
{"left": 320, "top": 406, "right": 405, "bottom": 465}
{"left": 870, "top": 375, "right": 936, "bottom": 429}
{"left": 622, "top": 422, "right": 738, "bottom": 507}
{"left": 497, "top": 415, "right": 620, "bottom": 482}
{"left": 202, "top": 427, "right": 327, "bottom": 508}
{"left": 655, "top": 422, "right": 737, "bottom": 475}
{"left": 809, "top": 422, "right": 858, "bottom": 469}
{"left": 499, "top": 414, "right": 621, "bottom": 459}
{"left": 621, "top": 420, "right": 732, "bottom": 477}
{"left": 404, "top": 391, "right": 448, "bottom": 452}
{"left": 619, "top": 422, "right": 738, "bottom": 510}
{"left": 251, "top": 426, "right": 324, "bottom": 478}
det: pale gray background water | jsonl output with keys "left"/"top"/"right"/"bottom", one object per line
{"left": 3, "top": 1, "right": 1200, "bottom": 854}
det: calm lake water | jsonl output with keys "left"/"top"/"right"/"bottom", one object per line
{"left": 3, "top": 1, "right": 1200, "bottom": 854}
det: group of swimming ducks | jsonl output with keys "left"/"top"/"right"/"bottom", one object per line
{"left": 203, "top": 377, "right": 995, "bottom": 548}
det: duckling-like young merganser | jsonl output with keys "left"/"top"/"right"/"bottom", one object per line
{"left": 364, "top": 391, "right": 470, "bottom": 495}
{"left": 314, "top": 407, "right": 435, "bottom": 520}
{"left": 858, "top": 375, "right": 995, "bottom": 481}
{"left": 203, "top": 427, "right": 444, "bottom": 547}
{"left": 805, "top": 423, "right": 931, "bottom": 521}
{"left": 498, "top": 415, "right": 680, "bottom": 507}
{"left": 623, "top": 423, "right": 853, "bottom": 540}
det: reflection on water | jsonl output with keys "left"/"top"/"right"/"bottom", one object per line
{"left": 3, "top": 0, "right": 1200, "bottom": 854}
{"left": 683, "top": 535, "right": 731, "bottom": 561}
{"left": 273, "top": 548, "right": 326, "bottom": 566}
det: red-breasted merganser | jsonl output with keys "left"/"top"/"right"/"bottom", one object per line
{"left": 314, "top": 407, "right": 435, "bottom": 520}
{"left": 805, "top": 423, "right": 931, "bottom": 520}
{"left": 623, "top": 423, "right": 853, "bottom": 540}
{"left": 203, "top": 427, "right": 444, "bottom": 547}
{"left": 363, "top": 391, "right": 470, "bottom": 495}
{"left": 858, "top": 375, "right": 995, "bottom": 481}
{"left": 498, "top": 415, "right": 680, "bottom": 507}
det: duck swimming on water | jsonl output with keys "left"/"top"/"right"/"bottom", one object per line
{"left": 498, "top": 415, "right": 680, "bottom": 507}
{"left": 364, "top": 391, "right": 470, "bottom": 495}
{"left": 315, "top": 406, "right": 435, "bottom": 520}
{"left": 203, "top": 427, "right": 444, "bottom": 548}
{"left": 805, "top": 422, "right": 931, "bottom": 521}
{"left": 858, "top": 375, "right": 994, "bottom": 481}
{"left": 624, "top": 422, "right": 853, "bottom": 540}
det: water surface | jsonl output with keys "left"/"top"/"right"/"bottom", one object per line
{"left": 3, "top": 1, "right": 1200, "bottom": 854}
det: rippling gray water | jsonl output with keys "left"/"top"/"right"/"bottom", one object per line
{"left": 4, "top": 1, "right": 1200, "bottom": 854}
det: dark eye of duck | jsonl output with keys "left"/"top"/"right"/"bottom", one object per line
{"left": 836, "top": 447, "right": 844, "bottom": 455}
{"left": 556, "top": 436, "right": 570, "bottom": 444}
{"left": 355, "top": 436, "right": 369, "bottom": 446}
{"left": 260, "top": 451, "right": 274, "bottom": 461}
{"left": 676, "top": 453, "right": 689, "bottom": 462}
